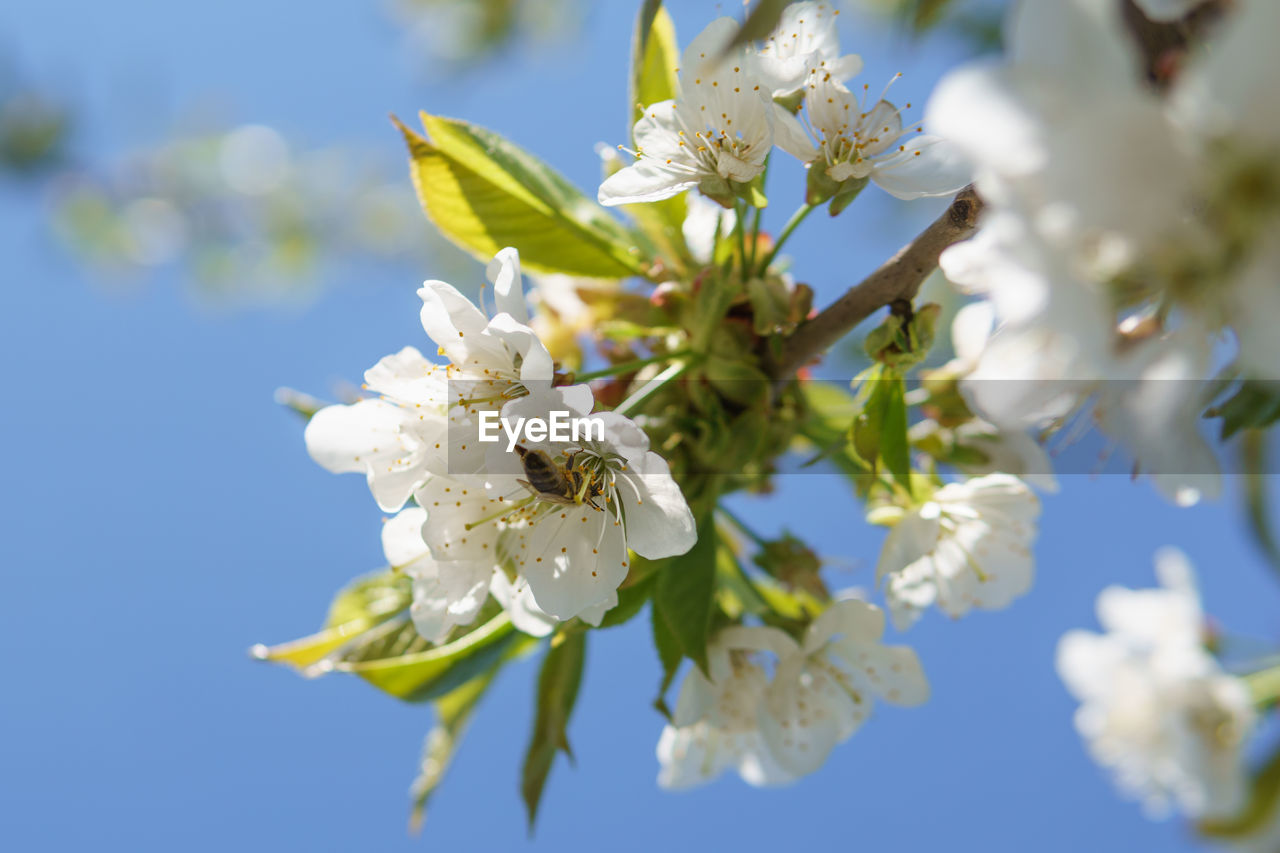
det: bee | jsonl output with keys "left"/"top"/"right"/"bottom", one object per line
{"left": 514, "top": 445, "right": 604, "bottom": 510}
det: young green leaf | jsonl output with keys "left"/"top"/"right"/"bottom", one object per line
{"left": 653, "top": 515, "right": 718, "bottom": 676}
{"left": 597, "top": 569, "right": 658, "bottom": 629}
{"left": 409, "top": 632, "right": 539, "bottom": 834}
{"left": 397, "top": 113, "right": 647, "bottom": 279}
{"left": 521, "top": 631, "right": 587, "bottom": 832}
{"left": 1200, "top": 740, "right": 1280, "bottom": 839}
{"left": 250, "top": 569, "right": 411, "bottom": 670}
{"left": 334, "top": 612, "right": 517, "bottom": 702}
{"left": 878, "top": 372, "right": 914, "bottom": 496}
{"left": 1216, "top": 380, "right": 1280, "bottom": 440}
{"left": 630, "top": 2, "right": 679, "bottom": 131}
{"left": 625, "top": 4, "right": 693, "bottom": 271}
{"left": 650, "top": 588, "right": 683, "bottom": 720}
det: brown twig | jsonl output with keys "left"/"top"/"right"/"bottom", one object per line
{"left": 770, "top": 186, "right": 983, "bottom": 381}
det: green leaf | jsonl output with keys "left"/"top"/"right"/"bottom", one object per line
{"left": 653, "top": 515, "right": 718, "bottom": 675}
{"left": 630, "top": 2, "right": 679, "bottom": 130}
{"left": 911, "top": 0, "right": 956, "bottom": 31}
{"left": 273, "top": 386, "right": 328, "bottom": 422}
{"left": 409, "top": 632, "right": 539, "bottom": 833}
{"left": 251, "top": 569, "right": 411, "bottom": 670}
{"left": 625, "top": 4, "right": 692, "bottom": 270}
{"left": 650, "top": 588, "right": 683, "bottom": 720}
{"left": 878, "top": 373, "right": 913, "bottom": 495}
{"left": 521, "top": 631, "right": 587, "bottom": 833}
{"left": 598, "top": 569, "right": 658, "bottom": 629}
{"left": 1200, "top": 741, "right": 1280, "bottom": 839}
{"left": 852, "top": 368, "right": 912, "bottom": 494}
{"left": 1215, "top": 380, "right": 1280, "bottom": 440}
{"left": 397, "top": 113, "right": 646, "bottom": 279}
{"left": 335, "top": 613, "right": 517, "bottom": 702}
{"left": 325, "top": 569, "right": 412, "bottom": 628}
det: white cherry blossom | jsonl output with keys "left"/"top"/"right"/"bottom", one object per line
{"left": 792, "top": 71, "right": 969, "bottom": 200}
{"left": 598, "top": 18, "right": 811, "bottom": 206}
{"left": 657, "top": 629, "right": 791, "bottom": 789}
{"left": 757, "top": 599, "right": 929, "bottom": 776}
{"left": 657, "top": 600, "right": 927, "bottom": 787}
{"left": 304, "top": 248, "right": 554, "bottom": 509}
{"left": 876, "top": 474, "right": 1039, "bottom": 630}
{"left": 753, "top": 2, "right": 862, "bottom": 98}
{"left": 414, "top": 384, "right": 695, "bottom": 623}
{"left": 1057, "top": 548, "right": 1256, "bottom": 819}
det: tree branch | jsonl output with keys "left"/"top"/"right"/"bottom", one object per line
{"left": 770, "top": 186, "right": 983, "bottom": 381}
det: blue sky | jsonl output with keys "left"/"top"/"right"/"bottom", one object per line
{"left": 2, "top": 1, "right": 1278, "bottom": 850}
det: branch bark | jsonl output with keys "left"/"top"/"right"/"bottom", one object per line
{"left": 770, "top": 186, "right": 983, "bottom": 381}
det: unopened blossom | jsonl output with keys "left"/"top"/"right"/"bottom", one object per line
{"left": 1057, "top": 548, "right": 1255, "bottom": 818}
{"left": 876, "top": 474, "right": 1039, "bottom": 630}
{"left": 304, "top": 248, "right": 553, "bottom": 509}
{"left": 658, "top": 600, "right": 927, "bottom": 787}
{"left": 792, "top": 71, "right": 969, "bottom": 200}
{"left": 753, "top": 2, "right": 862, "bottom": 98}
{"left": 598, "top": 18, "right": 811, "bottom": 206}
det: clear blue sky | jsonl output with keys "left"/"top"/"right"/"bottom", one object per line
{"left": 2, "top": 2, "right": 1278, "bottom": 850}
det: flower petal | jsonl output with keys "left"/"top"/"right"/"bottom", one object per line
{"left": 486, "top": 247, "right": 528, "bottom": 326}
{"left": 598, "top": 162, "right": 699, "bottom": 206}
{"left": 871, "top": 135, "right": 971, "bottom": 200}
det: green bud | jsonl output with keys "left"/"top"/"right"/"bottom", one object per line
{"left": 746, "top": 276, "right": 793, "bottom": 335}
{"left": 732, "top": 172, "right": 768, "bottom": 208}
{"left": 827, "top": 177, "right": 868, "bottom": 217}
{"left": 805, "top": 164, "right": 842, "bottom": 206}
{"left": 698, "top": 175, "right": 736, "bottom": 208}
{"left": 865, "top": 301, "right": 942, "bottom": 369}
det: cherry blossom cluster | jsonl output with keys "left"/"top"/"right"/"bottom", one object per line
{"left": 305, "top": 249, "right": 696, "bottom": 637}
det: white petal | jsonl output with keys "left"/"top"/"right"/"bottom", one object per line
{"left": 950, "top": 301, "right": 996, "bottom": 368}
{"left": 485, "top": 313, "right": 554, "bottom": 385}
{"left": 805, "top": 599, "right": 884, "bottom": 652}
{"left": 418, "top": 279, "right": 489, "bottom": 364}
{"left": 598, "top": 162, "right": 699, "bottom": 206}
{"left": 614, "top": 453, "right": 697, "bottom": 560}
{"left": 363, "top": 346, "right": 445, "bottom": 407}
{"left": 771, "top": 103, "right": 819, "bottom": 162}
{"left": 875, "top": 508, "right": 941, "bottom": 582}
{"left": 871, "top": 135, "right": 972, "bottom": 200}
{"left": 757, "top": 655, "right": 851, "bottom": 776}
{"left": 518, "top": 504, "right": 629, "bottom": 620}
{"left": 382, "top": 507, "right": 429, "bottom": 568}
{"left": 304, "top": 399, "right": 425, "bottom": 512}
{"left": 486, "top": 247, "right": 528, "bottom": 326}
{"left": 680, "top": 18, "right": 740, "bottom": 79}
{"left": 490, "top": 570, "right": 556, "bottom": 638}
{"left": 925, "top": 63, "right": 1048, "bottom": 178}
